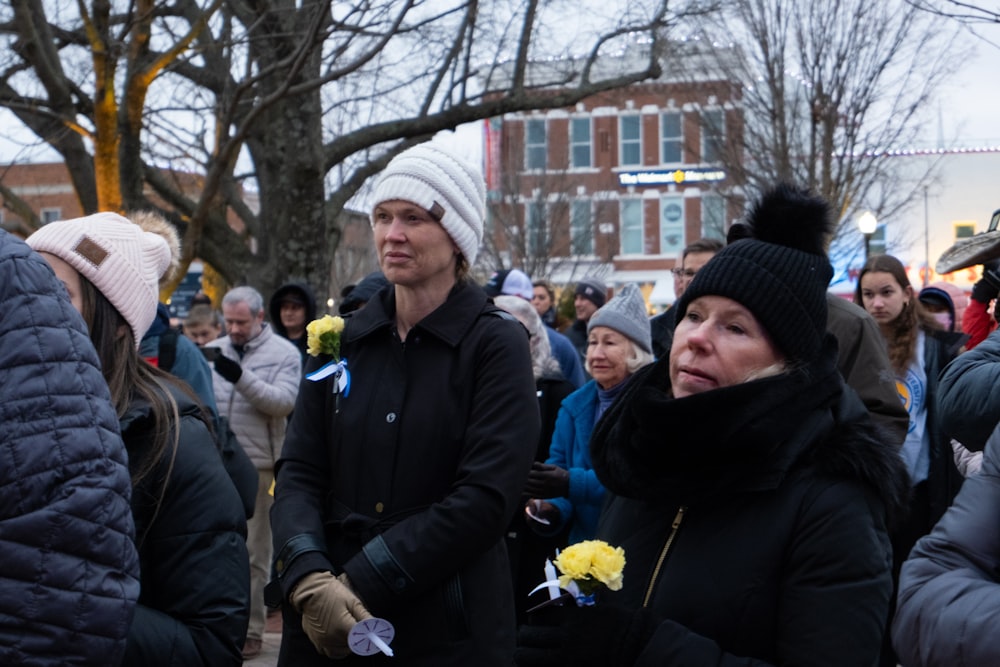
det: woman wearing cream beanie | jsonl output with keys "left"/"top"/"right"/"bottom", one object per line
{"left": 27, "top": 212, "right": 251, "bottom": 666}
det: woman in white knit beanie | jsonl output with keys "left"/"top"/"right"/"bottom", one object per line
{"left": 27, "top": 212, "right": 250, "bottom": 666}
{"left": 270, "top": 142, "right": 540, "bottom": 665}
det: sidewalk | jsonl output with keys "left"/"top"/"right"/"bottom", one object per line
{"left": 243, "top": 610, "right": 282, "bottom": 666}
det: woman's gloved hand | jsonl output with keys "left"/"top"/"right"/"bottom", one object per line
{"left": 515, "top": 603, "right": 660, "bottom": 667}
{"left": 290, "top": 571, "right": 373, "bottom": 659}
{"left": 523, "top": 462, "right": 570, "bottom": 498}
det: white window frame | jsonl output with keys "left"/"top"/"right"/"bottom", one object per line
{"left": 620, "top": 115, "right": 642, "bottom": 166}
{"left": 525, "top": 118, "right": 547, "bottom": 170}
{"left": 526, "top": 200, "right": 548, "bottom": 256}
{"left": 701, "top": 193, "right": 726, "bottom": 241}
{"left": 41, "top": 208, "right": 62, "bottom": 225}
{"left": 570, "top": 117, "right": 592, "bottom": 169}
{"left": 620, "top": 199, "right": 644, "bottom": 254}
{"left": 571, "top": 198, "right": 594, "bottom": 255}
{"left": 701, "top": 109, "right": 724, "bottom": 164}
{"left": 660, "top": 111, "right": 683, "bottom": 165}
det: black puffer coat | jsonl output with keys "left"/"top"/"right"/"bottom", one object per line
{"left": 121, "top": 386, "right": 250, "bottom": 666}
{"left": 588, "top": 339, "right": 909, "bottom": 666}
{"left": 0, "top": 230, "right": 140, "bottom": 666}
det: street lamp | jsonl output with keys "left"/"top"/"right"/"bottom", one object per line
{"left": 858, "top": 211, "right": 878, "bottom": 260}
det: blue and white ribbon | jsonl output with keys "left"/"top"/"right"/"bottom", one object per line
{"left": 306, "top": 358, "right": 351, "bottom": 396}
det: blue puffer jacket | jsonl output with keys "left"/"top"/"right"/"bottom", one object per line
{"left": 937, "top": 326, "right": 1000, "bottom": 451}
{"left": 544, "top": 381, "right": 606, "bottom": 543}
{"left": 0, "top": 230, "right": 140, "bottom": 666}
{"left": 893, "top": 422, "right": 1000, "bottom": 665}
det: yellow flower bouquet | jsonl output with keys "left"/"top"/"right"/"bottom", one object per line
{"left": 554, "top": 539, "right": 626, "bottom": 597}
{"left": 306, "top": 314, "right": 345, "bottom": 359}
{"left": 305, "top": 315, "right": 351, "bottom": 402}
{"left": 531, "top": 539, "right": 625, "bottom": 608}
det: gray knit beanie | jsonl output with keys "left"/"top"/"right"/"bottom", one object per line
{"left": 587, "top": 283, "right": 652, "bottom": 353}
{"left": 370, "top": 143, "right": 485, "bottom": 265}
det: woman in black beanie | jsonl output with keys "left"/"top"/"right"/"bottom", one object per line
{"left": 516, "top": 184, "right": 909, "bottom": 667}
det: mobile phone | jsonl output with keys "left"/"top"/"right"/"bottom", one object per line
{"left": 200, "top": 346, "right": 221, "bottom": 362}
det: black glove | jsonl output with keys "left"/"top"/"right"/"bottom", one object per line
{"left": 971, "top": 259, "right": 1000, "bottom": 304}
{"left": 523, "top": 462, "right": 570, "bottom": 498}
{"left": 213, "top": 354, "right": 243, "bottom": 383}
{"left": 515, "top": 603, "right": 659, "bottom": 667}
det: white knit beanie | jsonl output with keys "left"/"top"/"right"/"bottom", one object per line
{"left": 370, "top": 143, "right": 486, "bottom": 265}
{"left": 27, "top": 212, "right": 172, "bottom": 346}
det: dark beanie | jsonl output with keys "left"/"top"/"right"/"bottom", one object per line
{"left": 675, "top": 184, "right": 834, "bottom": 364}
{"left": 575, "top": 277, "right": 607, "bottom": 308}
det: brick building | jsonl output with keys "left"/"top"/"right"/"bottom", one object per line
{"left": 0, "top": 161, "right": 377, "bottom": 314}
{"left": 483, "top": 45, "right": 745, "bottom": 307}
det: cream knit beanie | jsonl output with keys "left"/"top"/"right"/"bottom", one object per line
{"left": 27, "top": 212, "right": 173, "bottom": 346}
{"left": 370, "top": 143, "right": 486, "bottom": 265}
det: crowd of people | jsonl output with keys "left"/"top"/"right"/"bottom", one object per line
{"left": 5, "top": 140, "right": 1000, "bottom": 666}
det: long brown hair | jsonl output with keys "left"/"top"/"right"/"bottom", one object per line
{"left": 78, "top": 275, "right": 204, "bottom": 542}
{"left": 853, "top": 254, "right": 940, "bottom": 374}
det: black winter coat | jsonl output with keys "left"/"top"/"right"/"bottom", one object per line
{"left": 911, "top": 327, "right": 966, "bottom": 530}
{"left": 272, "top": 281, "right": 539, "bottom": 666}
{"left": 0, "top": 231, "right": 139, "bottom": 666}
{"left": 588, "top": 340, "right": 909, "bottom": 666}
{"left": 121, "top": 387, "right": 250, "bottom": 666}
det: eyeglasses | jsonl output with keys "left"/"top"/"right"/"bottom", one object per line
{"left": 671, "top": 268, "right": 697, "bottom": 279}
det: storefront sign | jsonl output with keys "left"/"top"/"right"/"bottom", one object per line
{"left": 618, "top": 168, "right": 726, "bottom": 187}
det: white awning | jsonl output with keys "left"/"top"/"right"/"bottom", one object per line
{"left": 648, "top": 278, "right": 675, "bottom": 305}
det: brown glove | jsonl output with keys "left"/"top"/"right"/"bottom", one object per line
{"left": 290, "top": 571, "right": 373, "bottom": 659}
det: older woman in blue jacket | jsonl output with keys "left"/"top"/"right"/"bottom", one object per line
{"left": 523, "top": 283, "right": 654, "bottom": 544}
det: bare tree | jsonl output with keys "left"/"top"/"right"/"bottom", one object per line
{"left": 675, "top": 0, "right": 968, "bottom": 264}
{"left": 478, "top": 163, "right": 602, "bottom": 282}
{"left": 0, "top": 0, "right": 704, "bottom": 300}
{"left": 904, "top": 0, "right": 1000, "bottom": 24}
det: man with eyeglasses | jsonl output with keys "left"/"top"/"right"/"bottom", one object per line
{"left": 651, "top": 238, "right": 724, "bottom": 358}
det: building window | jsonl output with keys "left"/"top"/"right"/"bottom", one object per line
{"left": 701, "top": 194, "right": 726, "bottom": 240}
{"left": 526, "top": 200, "right": 547, "bottom": 256}
{"left": 660, "top": 196, "right": 685, "bottom": 254}
{"left": 701, "top": 109, "right": 724, "bottom": 164}
{"left": 954, "top": 222, "right": 975, "bottom": 241}
{"left": 661, "top": 111, "right": 683, "bottom": 164}
{"left": 620, "top": 115, "right": 641, "bottom": 166}
{"left": 41, "top": 208, "right": 62, "bottom": 225}
{"left": 571, "top": 199, "right": 593, "bottom": 255}
{"left": 870, "top": 225, "right": 887, "bottom": 256}
{"left": 526, "top": 119, "right": 547, "bottom": 170}
{"left": 620, "top": 199, "right": 643, "bottom": 254}
{"left": 570, "top": 117, "right": 592, "bottom": 168}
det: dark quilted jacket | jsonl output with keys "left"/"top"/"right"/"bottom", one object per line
{"left": 0, "top": 230, "right": 140, "bottom": 666}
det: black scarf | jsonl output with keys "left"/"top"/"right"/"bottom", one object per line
{"left": 591, "top": 341, "right": 843, "bottom": 506}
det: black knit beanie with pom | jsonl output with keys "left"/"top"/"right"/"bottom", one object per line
{"left": 674, "top": 184, "right": 834, "bottom": 364}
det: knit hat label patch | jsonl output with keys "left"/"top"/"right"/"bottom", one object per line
{"left": 73, "top": 236, "right": 109, "bottom": 267}
{"left": 429, "top": 201, "right": 445, "bottom": 222}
